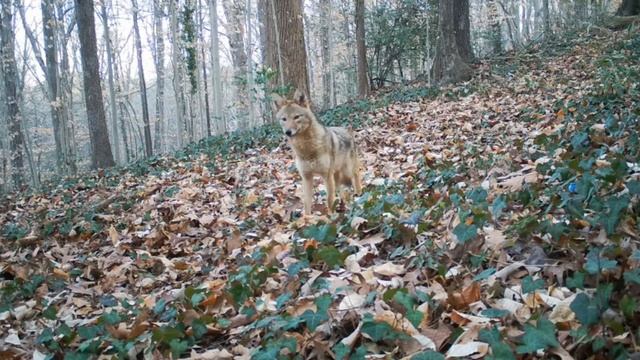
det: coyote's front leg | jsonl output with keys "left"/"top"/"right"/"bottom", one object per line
{"left": 302, "top": 173, "right": 314, "bottom": 216}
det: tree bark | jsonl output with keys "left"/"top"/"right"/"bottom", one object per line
{"left": 170, "top": 0, "right": 187, "bottom": 148}
{"left": 355, "top": 0, "right": 370, "bottom": 97}
{"left": 222, "top": 0, "right": 250, "bottom": 128}
{"left": 269, "top": 0, "right": 310, "bottom": 97}
{"left": 543, "top": 0, "right": 551, "bottom": 35}
{"left": 245, "top": 0, "right": 256, "bottom": 128}
{"left": 0, "top": 0, "right": 26, "bottom": 187}
{"left": 319, "top": 0, "right": 334, "bottom": 109}
{"left": 616, "top": 0, "right": 640, "bottom": 15}
{"left": 74, "top": 0, "right": 115, "bottom": 168}
{"left": 131, "top": 0, "right": 153, "bottom": 157}
{"left": 197, "top": 0, "right": 212, "bottom": 137}
{"left": 100, "top": 1, "right": 120, "bottom": 164}
{"left": 152, "top": 0, "right": 165, "bottom": 152}
{"left": 431, "top": 0, "right": 473, "bottom": 85}
{"left": 209, "top": 0, "right": 225, "bottom": 133}
{"left": 454, "top": 0, "right": 474, "bottom": 63}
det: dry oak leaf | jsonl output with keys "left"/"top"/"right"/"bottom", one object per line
{"left": 373, "top": 262, "right": 406, "bottom": 277}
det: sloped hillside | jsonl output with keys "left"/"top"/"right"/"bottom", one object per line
{"left": 1, "top": 29, "right": 639, "bottom": 359}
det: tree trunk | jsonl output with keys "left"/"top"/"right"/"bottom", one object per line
{"left": 269, "top": 0, "right": 310, "bottom": 97}
{"left": 19, "top": 0, "right": 76, "bottom": 175}
{"left": 355, "top": 0, "right": 369, "bottom": 97}
{"left": 209, "top": 0, "right": 225, "bottom": 133}
{"left": 100, "top": 1, "right": 121, "bottom": 164}
{"left": 131, "top": 0, "right": 152, "bottom": 157}
{"left": 170, "top": 0, "right": 186, "bottom": 148}
{"left": 245, "top": 0, "right": 256, "bottom": 128}
{"left": 543, "top": 0, "right": 551, "bottom": 35}
{"left": 222, "top": 0, "right": 250, "bottom": 128}
{"left": 56, "top": 1, "right": 77, "bottom": 172}
{"left": 320, "top": 0, "right": 331, "bottom": 108}
{"left": 152, "top": 0, "right": 165, "bottom": 152}
{"left": 74, "top": 0, "right": 115, "bottom": 168}
{"left": 431, "top": 0, "right": 473, "bottom": 85}
{"left": 197, "top": 0, "right": 212, "bottom": 137}
{"left": 0, "top": 0, "right": 26, "bottom": 187}
{"left": 454, "top": 0, "right": 474, "bottom": 63}
{"left": 183, "top": 0, "right": 198, "bottom": 142}
{"left": 488, "top": 0, "right": 502, "bottom": 54}
{"left": 616, "top": 0, "right": 640, "bottom": 15}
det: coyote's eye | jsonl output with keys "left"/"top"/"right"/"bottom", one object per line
{"left": 281, "top": 117, "right": 287, "bottom": 122}
{"left": 294, "top": 115, "right": 302, "bottom": 120}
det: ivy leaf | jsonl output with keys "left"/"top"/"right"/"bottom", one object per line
{"left": 479, "top": 326, "right": 516, "bottom": 360}
{"left": 474, "top": 268, "right": 496, "bottom": 281}
{"left": 570, "top": 293, "right": 600, "bottom": 326}
{"left": 566, "top": 271, "right": 585, "bottom": 289}
{"left": 411, "top": 351, "right": 445, "bottom": 360}
{"left": 627, "top": 180, "right": 640, "bottom": 195}
{"left": 521, "top": 276, "right": 544, "bottom": 294}
{"left": 300, "top": 309, "right": 328, "bottom": 331}
{"left": 584, "top": 248, "right": 618, "bottom": 275}
{"left": 316, "top": 246, "right": 347, "bottom": 268}
{"left": 623, "top": 269, "right": 640, "bottom": 285}
{"left": 361, "top": 315, "right": 407, "bottom": 342}
{"left": 481, "top": 308, "right": 509, "bottom": 318}
{"left": 515, "top": 318, "right": 559, "bottom": 354}
{"left": 453, "top": 223, "right": 478, "bottom": 244}
{"left": 600, "top": 195, "right": 630, "bottom": 235}
{"left": 303, "top": 223, "right": 337, "bottom": 243}
{"left": 492, "top": 195, "right": 508, "bottom": 219}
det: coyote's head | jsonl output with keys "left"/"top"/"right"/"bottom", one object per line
{"left": 272, "top": 89, "right": 313, "bottom": 138}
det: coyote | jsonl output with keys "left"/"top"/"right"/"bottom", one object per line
{"left": 272, "top": 89, "right": 362, "bottom": 215}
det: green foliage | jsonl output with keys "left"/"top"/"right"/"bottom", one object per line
{"left": 181, "top": 2, "right": 198, "bottom": 93}
{"left": 516, "top": 318, "right": 559, "bottom": 354}
{"left": 361, "top": 314, "right": 409, "bottom": 342}
{"left": 479, "top": 326, "right": 516, "bottom": 360}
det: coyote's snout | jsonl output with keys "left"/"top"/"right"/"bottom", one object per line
{"left": 272, "top": 89, "right": 362, "bottom": 215}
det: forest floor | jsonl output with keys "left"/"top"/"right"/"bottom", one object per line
{"left": 1, "top": 29, "right": 640, "bottom": 360}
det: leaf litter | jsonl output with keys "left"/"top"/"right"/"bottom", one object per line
{"left": 1, "top": 30, "right": 640, "bottom": 359}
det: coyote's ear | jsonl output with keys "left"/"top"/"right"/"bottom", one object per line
{"left": 293, "top": 88, "right": 308, "bottom": 108}
{"left": 271, "top": 93, "right": 286, "bottom": 111}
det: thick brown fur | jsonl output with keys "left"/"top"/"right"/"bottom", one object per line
{"left": 272, "top": 89, "right": 362, "bottom": 215}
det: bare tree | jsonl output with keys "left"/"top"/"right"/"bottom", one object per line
{"left": 320, "top": 0, "right": 334, "bottom": 109}
{"left": 223, "top": 0, "right": 250, "bottom": 127}
{"left": 132, "top": 0, "right": 152, "bottom": 157}
{"left": 74, "top": 0, "right": 115, "bottom": 168}
{"left": 209, "top": 0, "right": 226, "bottom": 133}
{"left": 431, "top": 0, "right": 473, "bottom": 84}
{"left": 170, "top": 0, "right": 187, "bottom": 148}
{"left": 355, "top": 0, "right": 370, "bottom": 97}
{"left": 100, "top": 0, "right": 121, "bottom": 163}
{"left": 18, "top": 0, "right": 77, "bottom": 175}
{"left": 0, "top": 0, "right": 26, "bottom": 186}
{"left": 152, "top": 0, "right": 166, "bottom": 152}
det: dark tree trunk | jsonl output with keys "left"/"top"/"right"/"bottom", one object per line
{"left": 0, "top": 0, "right": 26, "bottom": 187}
{"left": 543, "top": 0, "right": 551, "bottom": 35}
{"left": 454, "top": 0, "right": 474, "bottom": 63}
{"left": 152, "top": 0, "right": 165, "bottom": 153}
{"left": 431, "top": 0, "right": 473, "bottom": 85}
{"left": 355, "top": 0, "right": 370, "bottom": 97}
{"left": 269, "top": 0, "right": 310, "bottom": 97}
{"left": 617, "top": 0, "right": 640, "bottom": 16}
{"left": 74, "top": 0, "right": 115, "bottom": 168}
{"left": 132, "top": 0, "right": 152, "bottom": 157}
